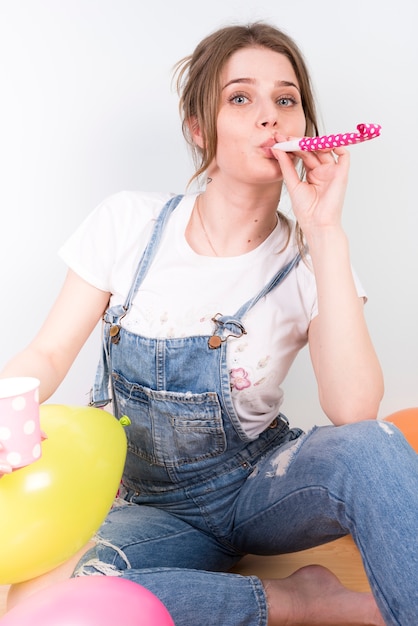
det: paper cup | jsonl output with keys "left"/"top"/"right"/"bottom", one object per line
{"left": 0, "top": 377, "right": 41, "bottom": 469}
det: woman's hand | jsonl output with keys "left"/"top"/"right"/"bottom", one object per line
{"left": 273, "top": 145, "right": 350, "bottom": 235}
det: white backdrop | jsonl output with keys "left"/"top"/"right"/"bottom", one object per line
{"left": 1, "top": 0, "right": 417, "bottom": 430}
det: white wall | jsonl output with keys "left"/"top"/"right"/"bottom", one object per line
{"left": 1, "top": 0, "right": 417, "bottom": 429}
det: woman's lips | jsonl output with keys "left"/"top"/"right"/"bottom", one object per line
{"left": 260, "top": 140, "right": 278, "bottom": 158}
{"left": 260, "top": 137, "right": 285, "bottom": 159}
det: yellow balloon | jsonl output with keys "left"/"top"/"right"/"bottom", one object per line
{"left": 0, "top": 404, "right": 127, "bottom": 584}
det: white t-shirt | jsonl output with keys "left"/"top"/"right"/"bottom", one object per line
{"left": 59, "top": 191, "right": 366, "bottom": 438}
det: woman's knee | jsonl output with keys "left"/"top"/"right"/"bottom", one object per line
{"left": 72, "top": 536, "right": 130, "bottom": 577}
{"left": 301, "top": 420, "right": 411, "bottom": 478}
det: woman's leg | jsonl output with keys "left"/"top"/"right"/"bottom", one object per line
{"left": 67, "top": 487, "right": 385, "bottom": 626}
{"left": 231, "top": 420, "right": 418, "bottom": 626}
{"left": 72, "top": 499, "right": 243, "bottom": 574}
{"left": 70, "top": 499, "right": 270, "bottom": 626}
{"left": 112, "top": 564, "right": 385, "bottom": 626}
{"left": 9, "top": 433, "right": 390, "bottom": 626}
{"left": 69, "top": 454, "right": 386, "bottom": 626}
{"left": 7, "top": 496, "right": 242, "bottom": 612}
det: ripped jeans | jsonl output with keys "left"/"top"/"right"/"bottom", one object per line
{"left": 73, "top": 420, "right": 418, "bottom": 626}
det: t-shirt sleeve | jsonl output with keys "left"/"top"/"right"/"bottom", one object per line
{"left": 58, "top": 191, "right": 172, "bottom": 292}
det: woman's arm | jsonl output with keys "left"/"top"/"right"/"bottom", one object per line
{"left": 0, "top": 269, "right": 111, "bottom": 403}
{"left": 306, "top": 228, "right": 384, "bottom": 424}
{"left": 274, "top": 147, "right": 384, "bottom": 425}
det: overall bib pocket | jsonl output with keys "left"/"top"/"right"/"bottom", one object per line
{"left": 113, "top": 371, "right": 227, "bottom": 467}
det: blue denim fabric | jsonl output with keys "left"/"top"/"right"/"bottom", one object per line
{"left": 79, "top": 196, "right": 418, "bottom": 626}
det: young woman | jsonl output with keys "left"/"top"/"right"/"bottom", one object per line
{"left": 2, "top": 22, "right": 417, "bottom": 626}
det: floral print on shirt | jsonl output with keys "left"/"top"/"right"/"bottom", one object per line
{"left": 230, "top": 368, "right": 251, "bottom": 391}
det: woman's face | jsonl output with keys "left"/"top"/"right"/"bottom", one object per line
{"left": 210, "top": 46, "right": 306, "bottom": 185}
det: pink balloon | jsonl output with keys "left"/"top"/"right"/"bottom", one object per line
{"left": 0, "top": 576, "right": 174, "bottom": 626}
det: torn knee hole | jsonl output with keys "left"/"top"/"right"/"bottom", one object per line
{"left": 73, "top": 537, "right": 131, "bottom": 577}
{"left": 267, "top": 435, "right": 306, "bottom": 477}
{"left": 378, "top": 421, "right": 395, "bottom": 436}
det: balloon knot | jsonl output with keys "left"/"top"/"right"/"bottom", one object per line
{"left": 119, "top": 416, "right": 131, "bottom": 427}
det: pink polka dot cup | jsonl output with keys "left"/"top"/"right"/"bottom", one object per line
{"left": 0, "top": 377, "right": 42, "bottom": 469}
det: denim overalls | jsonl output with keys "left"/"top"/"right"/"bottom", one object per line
{"left": 78, "top": 194, "right": 418, "bottom": 626}
{"left": 91, "top": 194, "right": 302, "bottom": 493}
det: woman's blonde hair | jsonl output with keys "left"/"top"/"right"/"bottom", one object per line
{"left": 174, "top": 22, "right": 320, "bottom": 254}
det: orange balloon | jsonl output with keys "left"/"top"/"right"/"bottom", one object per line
{"left": 384, "top": 407, "right": 418, "bottom": 453}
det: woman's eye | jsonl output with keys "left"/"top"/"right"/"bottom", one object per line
{"left": 230, "top": 94, "right": 248, "bottom": 105}
{"left": 277, "top": 96, "right": 297, "bottom": 107}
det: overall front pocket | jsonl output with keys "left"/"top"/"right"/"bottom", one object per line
{"left": 113, "top": 373, "right": 227, "bottom": 467}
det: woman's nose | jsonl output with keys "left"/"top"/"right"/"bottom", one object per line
{"left": 257, "top": 106, "right": 278, "bottom": 128}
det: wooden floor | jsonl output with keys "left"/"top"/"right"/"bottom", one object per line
{"left": 230, "top": 535, "right": 370, "bottom": 592}
{"left": 0, "top": 535, "right": 369, "bottom": 617}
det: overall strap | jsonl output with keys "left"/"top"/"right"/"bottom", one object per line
{"left": 235, "top": 251, "right": 302, "bottom": 319}
{"left": 123, "top": 194, "right": 184, "bottom": 311}
{"left": 90, "top": 194, "right": 183, "bottom": 405}
{"left": 207, "top": 252, "right": 303, "bottom": 348}
{"left": 103, "top": 194, "right": 183, "bottom": 329}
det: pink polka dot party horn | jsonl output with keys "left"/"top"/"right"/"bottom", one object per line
{"left": 273, "top": 123, "right": 381, "bottom": 152}
{"left": 0, "top": 377, "right": 42, "bottom": 469}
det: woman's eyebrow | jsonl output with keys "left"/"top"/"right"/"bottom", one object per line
{"left": 222, "top": 78, "right": 300, "bottom": 92}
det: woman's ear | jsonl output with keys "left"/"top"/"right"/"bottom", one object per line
{"left": 187, "top": 116, "right": 205, "bottom": 149}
